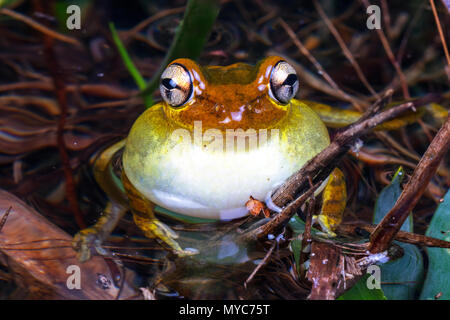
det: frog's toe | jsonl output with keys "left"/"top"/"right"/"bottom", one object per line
{"left": 152, "top": 219, "right": 179, "bottom": 239}
{"left": 72, "top": 228, "right": 104, "bottom": 262}
{"left": 175, "top": 247, "right": 199, "bottom": 257}
{"left": 135, "top": 216, "right": 196, "bottom": 256}
{"left": 313, "top": 214, "right": 337, "bottom": 237}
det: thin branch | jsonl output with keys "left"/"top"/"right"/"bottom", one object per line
{"left": 35, "top": 1, "right": 86, "bottom": 229}
{"left": 0, "top": 8, "right": 82, "bottom": 47}
{"left": 430, "top": 0, "right": 450, "bottom": 69}
{"left": 277, "top": 18, "right": 364, "bottom": 111}
{"left": 121, "top": 6, "right": 186, "bottom": 41}
{"left": 252, "top": 180, "right": 322, "bottom": 241}
{"left": 313, "top": 0, "right": 378, "bottom": 98}
{"left": 244, "top": 242, "right": 276, "bottom": 287}
{"left": 369, "top": 115, "right": 450, "bottom": 253}
{"left": 244, "top": 95, "right": 440, "bottom": 241}
{"left": 360, "top": 0, "right": 410, "bottom": 99}
{"left": 271, "top": 96, "right": 417, "bottom": 210}
{"left": 269, "top": 52, "right": 368, "bottom": 108}
{"left": 338, "top": 222, "right": 450, "bottom": 249}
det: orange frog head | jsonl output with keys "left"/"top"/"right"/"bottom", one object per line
{"left": 160, "top": 56, "right": 299, "bottom": 131}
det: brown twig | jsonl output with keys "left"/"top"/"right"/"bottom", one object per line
{"left": 36, "top": 1, "right": 85, "bottom": 229}
{"left": 297, "top": 181, "right": 317, "bottom": 280}
{"left": 374, "top": 131, "right": 420, "bottom": 162}
{"left": 253, "top": 180, "right": 322, "bottom": 241}
{"left": 430, "top": 0, "right": 450, "bottom": 69}
{"left": 0, "top": 82, "right": 134, "bottom": 99}
{"left": 121, "top": 6, "right": 186, "bottom": 41}
{"left": 243, "top": 95, "right": 437, "bottom": 241}
{"left": 271, "top": 99, "right": 414, "bottom": 210}
{"left": 0, "top": 8, "right": 82, "bottom": 47}
{"left": 276, "top": 18, "right": 364, "bottom": 111}
{"left": 338, "top": 222, "right": 450, "bottom": 249}
{"left": 244, "top": 241, "right": 276, "bottom": 287}
{"left": 380, "top": 0, "right": 392, "bottom": 38}
{"left": 369, "top": 115, "right": 450, "bottom": 253}
{"left": 313, "top": 0, "right": 378, "bottom": 98}
{"left": 0, "top": 206, "right": 12, "bottom": 232}
{"left": 360, "top": 0, "right": 410, "bottom": 99}
{"left": 270, "top": 53, "right": 368, "bottom": 108}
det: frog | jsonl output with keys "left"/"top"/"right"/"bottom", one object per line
{"left": 73, "top": 56, "right": 350, "bottom": 262}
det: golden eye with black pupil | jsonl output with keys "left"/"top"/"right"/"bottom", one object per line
{"left": 160, "top": 63, "right": 193, "bottom": 107}
{"left": 269, "top": 61, "right": 299, "bottom": 104}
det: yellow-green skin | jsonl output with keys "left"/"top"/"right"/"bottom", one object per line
{"left": 123, "top": 56, "right": 330, "bottom": 221}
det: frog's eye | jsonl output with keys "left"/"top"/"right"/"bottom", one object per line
{"left": 269, "top": 61, "right": 299, "bottom": 104}
{"left": 160, "top": 63, "right": 193, "bottom": 107}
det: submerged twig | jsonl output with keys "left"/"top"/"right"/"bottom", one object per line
{"left": 0, "top": 8, "right": 81, "bottom": 46}
{"left": 244, "top": 241, "right": 276, "bottom": 287}
{"left": 36, "top": 1, "right": 85, "bottom": 229}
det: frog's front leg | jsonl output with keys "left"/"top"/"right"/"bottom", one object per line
{"left": 73, "top": 201, "right": 127, "bottom": 262}
{"left": 73, "top": 140, "right": 129, "bottom": 262}
{"left": 313, "top": 167, "right": 347, "bottom": 236}
{"left": 122, "top": 173, "right": 196, "bottom": 257}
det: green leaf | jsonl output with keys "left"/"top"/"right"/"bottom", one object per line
{"left": 372, "top": 167, "right": 425, "bottom": 300}
{"left": 380, "top": 243, "right": 424, "bottom": 300}
{"left": 109, "top": 22, "right": 153, "bottom": 107}
{"left": 420, "top": 190, "right": 450, "bottom": 300}
{"left": 373, "top": 167, "right": 412, "bottom": 232}
{"left": 290, "top": 239, "right": 302, "bottom": 273}
{"left": 338, "top": 274, "right": 387, "bottom": 300}
{"left": 288, "top": 215, "right": 323, "bottom": 237}
{"left": 142, "top": 0, "right": 220, "bottom": 104}
{"left": 288, "top": 216, "right": 306, "bottom": 236}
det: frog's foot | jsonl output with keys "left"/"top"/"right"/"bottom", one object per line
{"left": 72, "top": 227, "right": 106, "bottom": 262}
{"left": 72, "top": 203, "right": 126, "bottom": 262}
{"left": 312, "top": 214, "right": 337, "bottom": 238}
{"left": 133, "top": 214, "right": 198, "bottom": 257}
{"left": 312, "top": 167, "right": 347, "bottom": 238}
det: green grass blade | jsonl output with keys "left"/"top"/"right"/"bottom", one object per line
{"left": 109, "top": 22, "right": 152, "bottom": 107}
{"left": 142, "top": 0, "right": 220, "bottom": 104}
